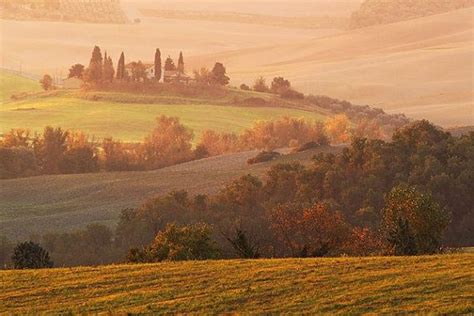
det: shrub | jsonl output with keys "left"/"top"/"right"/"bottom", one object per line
{"left": 269, "top": 202, "right": 352, "bottom": 257}
{"left": 225, "top": 229, "right": 260, "bottom": 258}
{"left": 193, "top": 144, "right": 210, "bottom": 160}
{"left": 382, "top": 185, "right": 450, "bottom": 255}
{"left": 271, "top": 77, "right": 291, "bottom": 94}
{"left": 11, "top": 241, "right": 53, "bottom": 269}
{"left": 128, "top": 223, "right": 219, "bottom": 262}
{"left": 0, "top": 147, "right": 38, "bottom": 179}
{"left": 40, "top": 74, "right": 54, "bottom": 91}
{"left": 292, "top": 141, "right": 321, "bottom": 153}
{"left": 253, "top": 77, "right": 269, "bottom": 92}
{"left": 241, "top": 97, "right": 267, "bottom": 107}
{"left": 197, "top": 130, "right": 239, "bottom": 156}
{"left": 280, "top": 89, "right": 304, "bottom": 100}
{"left": 240, "top": 83, "right": 250, "bottom": 91}
{"left": 247, "top": 151, "right": 280, "bottom": 165}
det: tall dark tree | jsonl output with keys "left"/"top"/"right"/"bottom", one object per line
{"left": 68, "top": 64, "right": 85, "bottom": 79}
{"left": 85, "top": 46, "right": 103, "bottom": 84}
{"left": 104, "top": 51, "right": 108, "bottom": 66}
{"left": 154, "top": 48, "right": 162, "bottom": 81}
{"left": 103, "top": 56, "right": 115, "bottom": 83}
{"left": 164, "top": 56, "right": 176, "bottom": 71}
{"left": 211, "top": 62, "right": 230, "bottom": 86}
{"left": 177, "top": 51, "right": 184, "bottom": 74}
{"left": 11, "top": 241, "right": 53, "bottom": 269}
{"left": 116, "top": 52, "right": 125, "bottom": 80}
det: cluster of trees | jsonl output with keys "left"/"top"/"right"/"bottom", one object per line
{"left": 2, "top": 114, "right": 363, "bottom": 179}
{"left": 2, "top": 120, "right": 470, "bottom": 268}
{"left": 241, "top": 76, "right": 304, "bottom": 100}
{"left": 197, "top": 116, "right": 330, "bottom": 157}
{"left": 112, "top": 121, "right": 474, "bottom": 260}
{"left": 305, "top": 94, "right": 410, "bottom": 137}
{"left": 60, "top": 46, "right": 230, "bottom": 89}
{"left": 239, "top": 76, "right": 409, "bottom": 137}
{"left": 0, "top": 127, "right": 99, "bottom": 178}
{"left": 350, "top": 0, "right": 474, "bottom": 28}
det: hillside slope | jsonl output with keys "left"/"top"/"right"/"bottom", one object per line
{"left": 0, "top": 70, "right": 41, "bottom": 103}
{"left": 0, "top": 90, "right": 327, "bottom": 142}
{"left": 1, "top": 255, "right": 473, "bottom": 314}
{"left": 191, "top": 8, "right": 474, "bottom": 127}
{"left": 0, "top": 146, "right": 340, "bottom": 239}
{"left": 350, "top": 0, "right": 474, "bottom": 28}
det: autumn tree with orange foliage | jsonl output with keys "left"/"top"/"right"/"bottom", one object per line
{"left": 198, "top": 130, "right": 239, "bottom": 156}
{"left": 239, "top": 117, "right": 328, "bottom": 151}
{"left": 352, "top": 118, "right": 384, "bottom": 140}
{"left": 344, "top": 227, "right": 384, "bottom": 256}
{"left": 1, "top": 129, "right": 31, "bottom": 148}
{"left": 143, "top": 116, "right": 194, "bottom": 169}
{"left": 324, "top": 114, "right": 351, "bottom": 144}
{"left": 269, "top": 202, "right": 351, "bottom": 257}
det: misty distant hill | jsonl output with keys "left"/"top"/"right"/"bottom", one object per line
{"left": 0, "top": 0, "right": 128, "bottom": 24}
{"left": 350, "top": 0, "right": 474, "bottom": 28}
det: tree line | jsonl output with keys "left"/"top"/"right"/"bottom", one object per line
{"left": 2, "top": 120, "right": 471, "bottom": 268}
{"left": 1, "top": 114, "right": 377, "bottom": 179}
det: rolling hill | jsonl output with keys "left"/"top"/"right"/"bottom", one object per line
{"left": 0, "top": 146, "right": 341, "bottom": 239}
{"left": 1, "top": 254, "right": 473, "bottom": 314}
{"left": 0, "top": 87, "right": 328, "bottom": 142}
{"left": 350, "top": 0, "right": 474, "bottom": 28}
{"left": 191, "top": 8, "right": 474, "bottom": 127}
{"left": 0, "top": 70, "right": 41, "bottom": 103}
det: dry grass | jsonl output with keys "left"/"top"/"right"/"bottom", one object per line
{"left": 1, "top": 254, "right": 473, "bottom": 314}
{"left": 192, "top": 8, "right": 474, "bottom": 127}
{"left": 0, "top": 146, "right": 340, "bottom": 240}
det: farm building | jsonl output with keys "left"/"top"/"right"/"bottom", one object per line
{"left": 164, "top": 70, "right": 191, "bottom": 84}
{"left": 62, "top": 77, "right": 83, "bottom": 89}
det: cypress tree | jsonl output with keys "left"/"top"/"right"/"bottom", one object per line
{"left": 103, "top": 56, "right": 115, "bottom": 83}
{"left": 86, "top": 46, "right": 103, "bottom": 83}
{"left": 116, "top": 52, "right": 125, "bottom": 80}
{"left": 177, "top": 51, "right": 184, "bottom": 74}
{"left": 154, "top": 48, "right": 162, "bottom": 81}
{"left": 104, "top": 51, "right": 108, "bottom": 67}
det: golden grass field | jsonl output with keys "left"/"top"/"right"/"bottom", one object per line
{"left": 1, "top": 254, "right": 473, "bottom": 314}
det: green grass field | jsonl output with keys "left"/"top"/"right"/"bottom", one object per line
{"left": 0, "top": 89, "right": 327, "bottom": 142}
{"left": 0, "top": 70, "right": 41, "bottom": 103}
{"left": 1, "top": 254, "right": 473, "bottom": 314}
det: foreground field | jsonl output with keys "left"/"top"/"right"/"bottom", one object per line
{"left": 1, "top": 254, "right": 473, "bottom": 314}
{"left": 0, "top": 88, "right": 327, "bottom": 142}
{"left": 0, "top": 146, "right": 339, "bottom": 239}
